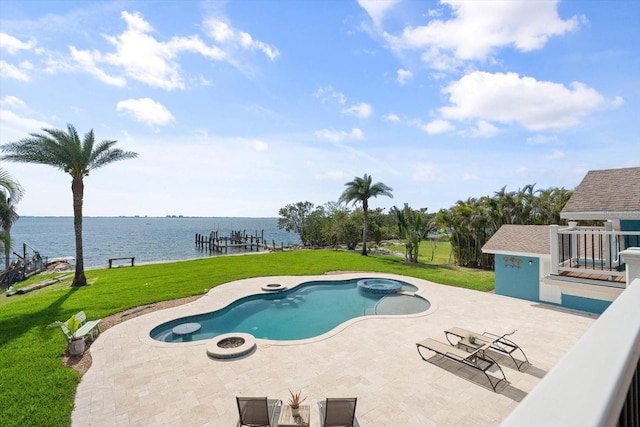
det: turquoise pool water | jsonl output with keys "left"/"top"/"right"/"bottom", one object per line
{"left": 150, "top": 278, "right": 430, "bottom": 342}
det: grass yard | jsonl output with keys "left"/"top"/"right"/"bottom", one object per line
{"left": 0, "top": 249, "right": 493, "bottom": 427}
{"left": 381, "top": 238, "right": 454, "bottom": 264}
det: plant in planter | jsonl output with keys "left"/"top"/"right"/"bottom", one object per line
{"left": 288, "top": 389, "right": 307, "bottom": 417}
{"left": 66, "top": 315, "right": 85, "bottom": 356}
{"left": 468, "top": 335, "right": 476, "bottom": 345}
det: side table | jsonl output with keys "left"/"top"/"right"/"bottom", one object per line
{"left": 279, "top": 404, "right": 310, "bottom": 427}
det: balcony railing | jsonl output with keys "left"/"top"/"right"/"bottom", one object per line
{"left": 501, "top": 278, "right": 640, "bottom": 427}
{"left": 550, "top": 224, "right": 640, "bottom": 285}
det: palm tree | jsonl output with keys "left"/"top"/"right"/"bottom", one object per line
{"left": 339, "top": 174, "right": 393, "bottom": 255}
{"left": 0, "top": 168, "right": 24, "bottom": 270}
{"left": 1, "top": 124, "right": 138, "bottom": 286}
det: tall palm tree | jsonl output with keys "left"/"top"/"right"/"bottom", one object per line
{"left": 339, "top": 173, "right": 393, "bottom": 255}
{"left": 0, "top": 168, "right": 24, "bottom": 269}
{"left": 1, "top": 124, "right": 138, "bottom": 286}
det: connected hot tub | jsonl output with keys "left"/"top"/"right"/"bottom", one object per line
{"left": 357, "top": 278, "right": 402, "bottom": 294}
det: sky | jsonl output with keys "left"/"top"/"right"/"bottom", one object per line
{"left": 0, "top": 0, "right": 638, "bottom": 218}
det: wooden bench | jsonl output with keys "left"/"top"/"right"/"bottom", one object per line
{"left": 108, "top": 257, "right": 135, "bottom": 268}
{"left": 60, "top": 311, "right": 102, "bottom": 342}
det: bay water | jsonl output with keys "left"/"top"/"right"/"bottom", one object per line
{"left": 10, "top": 216, "right": 299, "bottom": 269}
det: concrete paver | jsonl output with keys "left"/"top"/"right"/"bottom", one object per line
{"left": 72, "top": 273, "right": 596, "bottom": 426}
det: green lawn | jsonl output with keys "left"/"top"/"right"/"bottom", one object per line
{"left": 381, "top": 239, "right": 454, "bottom": 264}
{"left": 0, "top": 250, "right": 493, "bottom": 427}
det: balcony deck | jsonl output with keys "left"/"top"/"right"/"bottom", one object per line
{"left": 557, "top": 268, "right": 626, "bottom": 285}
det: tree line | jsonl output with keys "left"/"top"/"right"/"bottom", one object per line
{"left": 279, "top": 183, "right": 572, "bottom": 269}
{"left": 437, "top": 184, "right": 572, "bottom": 269}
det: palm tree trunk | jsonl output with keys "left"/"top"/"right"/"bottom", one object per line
{"left": 361, "top": 205, "right": 368, "bottom": 256}
{"left": 72, "top": 177, "right": 87, "bottom": 286}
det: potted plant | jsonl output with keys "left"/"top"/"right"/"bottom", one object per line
{"left": 468, "top": 334, "right": 476, "bottom": 345}
{"left": 66, "top": 315, "right": 85, "bottom": 356}
{"left": 288, "top": 389, "right": 307, "bottom": 417}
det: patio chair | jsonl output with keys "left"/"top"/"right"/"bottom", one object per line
{"left": 444, "top": 326, "right": 529, "bottom": 370}
{"left": 416, "top": 337, "right": 507, "bottom": 392}
{"left": 318, "top": 397, "right": 359, "bottom": 427}
{"left": 236, "top": 396, "right": 281, "bottom": 427}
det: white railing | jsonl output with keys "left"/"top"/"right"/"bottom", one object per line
{"left": 501, "top": 277, "right": 640, "bottom": 427}
{"left": 550, "top": 224, "right": 640, "bottom": 284}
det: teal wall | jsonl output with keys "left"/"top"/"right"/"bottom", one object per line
{"left": 494, "top": 253, "right": 612, "bottom": 314}
{"left": 620, "top": 220, "right": 640, "bottom": 247}
{"left": 495, "top": 254, "right": 540, "bottom": 302}
{"left": 560, "top": 294, "right": 611, "bottom": 314}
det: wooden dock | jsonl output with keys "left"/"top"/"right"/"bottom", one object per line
{"left": 195, "top": 230, "right": 287, "bottom": 254}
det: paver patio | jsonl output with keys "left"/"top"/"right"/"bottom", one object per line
{"left": 72, "top": 273, "right": 596, "bottom": 426}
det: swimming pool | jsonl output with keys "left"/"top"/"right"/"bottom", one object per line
{"left": 150, "top": 278, "right": 430, "bottom": 342}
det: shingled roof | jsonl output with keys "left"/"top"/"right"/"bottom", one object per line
{"left": 561, "top": 167, "right": 640, "bottom": 220}
{"left": 482, "top": 225, "right": 550, "bottom": 256}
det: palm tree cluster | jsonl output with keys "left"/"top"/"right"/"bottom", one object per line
{"left": 392, "top": 203, "right": 437, "bottom": 263}
{"left": 437, "top": 184, "right": 573, "bottom": 269}
{"left": 0, "top": 168, "right": 24, "bottom": 270}
{"left": 1, "top": 124, "right": 137, "bottom": 286}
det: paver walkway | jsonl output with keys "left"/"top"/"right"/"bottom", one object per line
{"left": 72, "top": 273, "right": 596, "bottom": 426}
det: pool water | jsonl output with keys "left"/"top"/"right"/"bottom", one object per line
{"left": 150, "top": 278, "right": 430, "bottom": 342}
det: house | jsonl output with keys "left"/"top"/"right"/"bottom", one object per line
{"left": 482, "top": 167, "right": 640, "bottom": 314}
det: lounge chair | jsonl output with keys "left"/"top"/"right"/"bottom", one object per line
{"left": 236, "top": 396, "right": 281, "bottom": 427}
{"left": 444, "top": 327, "right": 529, "bottom": 370}
{"left": 318, "top": 397, "right": 359, "bottom": 427}
{"left": 416, "top": 337, "right": 507, "bottom": 392}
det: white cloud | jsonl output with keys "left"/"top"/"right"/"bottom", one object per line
{"left": 315, "top": 128, "right": 364, "bottom": 142}
{"left": 396, "top": 68, "right": 413, "bottom": 85}
{"left": 341, "top": 102, "right": 372, "bottom": 119}
{"left": 116, "top": 98, "right": 175, "bottom": 127}
{"left": 611, "top": 96, "right": 624, "bottom": 107}
{"left": 0, "top": 60, "right": 30, "bottom": 81}
{"left": 440, "top": 71, "right": 604, "bottom": 130}
{"left": 313, "top": 85, "right": 347, "bottom": 105}
{"left": 357, "top": 0, "right": 402, "bottom": 27}
{"left": 412, "top": 163, "right": 438, "bottom": 182}
{"left": 238, "top": 31, "right": 279, "bottom": 60}
{"left": 0, "top": 109, "right": 52, "bottom": 139}
{"left": 1, "top": 96, "right": 26, "bottom": 109}
{"left": 203, "top": 18, "right": 279, "bottom": 60}
{"left": 384, "top": 0, "right": 581, "bottom": 70}
{"left": 69, "top": 46, "right": 127, "bottom": 87}
{"left": 419, "top": 119, "right": 454, "bottom": 134}
{"left": 66, "top": 11, "right": 276, "bottom": 91}
{"left": 470, "top": 120, "right": 499, "bottom": 138}
{"left": 383, "top": 113, "right": 400, "bottom": 122}
{"left": 207, "top": 20, "right": 234, "bottom": 43}
{"left": 0, "top": 33, "right": 36, "bottom": 54}
{"left": 545, "top": 149, "right": 566, "bottom": 160}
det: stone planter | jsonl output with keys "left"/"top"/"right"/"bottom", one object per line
{"left": 68, "top": 337, "right": 85, "bottom": 356}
